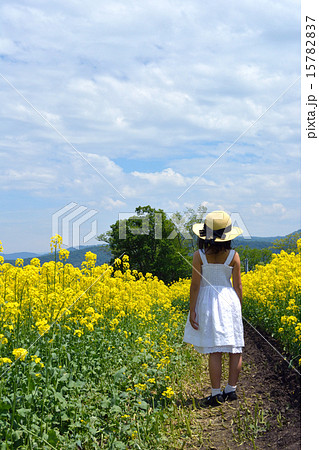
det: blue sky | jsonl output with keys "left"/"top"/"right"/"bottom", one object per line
{"left": 0, "top": 0, "right": 302, "bottom": 253}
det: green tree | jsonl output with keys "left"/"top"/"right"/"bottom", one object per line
{"left": 271, "top": 230, "right": 301, "bottom": 254}
{"left": 170, "top": 204, "right": 207, "bottom": 252}
{"left": 235, "top": 245, "right": 272, "bottom": 271}
{"left": 97, "top": 205, "right": 192, "bottom": 284}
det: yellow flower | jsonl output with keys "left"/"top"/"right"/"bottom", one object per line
{"left": 86, "top": 323, "right": 94, "bottom": 331}
{"left": 0, "top": 334, "right": 8, "bottom": 345}
{"left": 30, "top": 355, "right": 42, "bottom": 364}
{"left": 35, "top": 319, "right": 50, "bottom": 336}
{"left": 74, "top": 329, "right": 83, "bottom": 337}
{"left": 30, "top": 257, "right": 41, "bottom": 267}
{"left": 59, "top": 249, "right": 70, "bottom": 261}
{"left": 0, "top": 357, "right": 12, "bottom": 366}
{"left": 134, "top": 383, "right": 146, "bottom": 391}
{"left": 162, "top": 387, "right": 175, "bottom": 399}
{"left": 12, "top": 348, "right": 28, "bottom": 361}
{"left": 50, "top": 234, "right": 63, "bottom": 252}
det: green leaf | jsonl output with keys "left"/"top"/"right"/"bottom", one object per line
{"left": 31, "top": 423, "right": 41, "bottom": 433}
{"left": 54, "top": 391, "right": 67, "bottom": 407}
{"left": 58, "top": 372, "right": 69, "bottom": 382}
{"left": 113, "top": 440, "right": 127, "bottom": 449}
{"left": 110, "top": 405, "right": 122, "bottom": 414}
{"left": 113, "top": 366, "right": 126, "bottom": 382}
{"left": 24, "top": 394, "right": 33, "bottom": 403}
{"left": 12, "top": 430, "right": 23, "bottom": 441}
{"left": 119, "top": 391, "right": 129, "bottom": 399}
{"left": 0, "top": 397, "right": 11, "bottom": 411}
{"left": 16, "top": 408, "right": 31, "bottom": 417}
{"left": 137, "top": 400, "right": 148, "bottom": 410}
{"left": 101, "top": 399, "right": 111, "bottom": 409}
{"left": 48, "top": 429, "right": 59, "bottom": 446}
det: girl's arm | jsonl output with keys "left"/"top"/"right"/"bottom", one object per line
{"left": 231, "top": 252, "right": 243, "bottom": 305}
{"left": 189, "top": 251, "right": 202, "bottom": 330}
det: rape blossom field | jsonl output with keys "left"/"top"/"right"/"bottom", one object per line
{"left": 0, "top": 236, "right": 193, "bottom": 448}
{"left": 0, "top": 236, "right": 300, "bottom": 448}
{"left": 241, "top": 239, "right": 301, "bottom": 367}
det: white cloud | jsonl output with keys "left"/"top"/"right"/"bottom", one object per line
{"left": 251, "top": 202, "right": 287, "bottom": 216}
{"left": 83, "top": 153, "right": 124, "bottom": 180}
{"left": 132, "top": 168, "right": 188, "bottom": 186}
{"left": 0, "top": 0, "right": 301, "bottom": 251}
{"left": 100, "top": 197, "right": 126, "bottom": 211}
{"left": 1, "top": 168, "right": 56, "bottom": 191}
{"left": 0, "top": 0, "right": 300, "bottom": 153}
{"left": 0, "top": 37, "right": 19, "bottom": 54}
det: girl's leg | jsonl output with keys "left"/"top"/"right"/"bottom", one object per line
{"left": 209, "top": 352, "right": 222, "bottom": 388}
{"left": 228, "top": 353, "right": 242, "bottom": 386}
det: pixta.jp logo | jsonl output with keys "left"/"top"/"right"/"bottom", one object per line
{"left": 52, "top": 203, "right": 98, "bottom": 248}
{"left": 118, "top": 211, "right": 251, "bottom": 240}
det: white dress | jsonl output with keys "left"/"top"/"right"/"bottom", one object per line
{"left": 183, "top": 249, "right": 244, "bottom": 354}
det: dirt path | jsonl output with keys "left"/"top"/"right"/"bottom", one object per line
{"left": 176, "top": 323, "right": 301, "bottom": 449}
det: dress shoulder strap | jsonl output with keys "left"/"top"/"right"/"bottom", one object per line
{"left": 224, "top": 249, "right": 235, "bottom": 266}
{"left": 198, "top": 249, "right": 208, "bottom": 264}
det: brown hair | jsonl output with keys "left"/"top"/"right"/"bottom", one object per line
{"left": 198, "top": 238, "right": 232, "bottom": 254}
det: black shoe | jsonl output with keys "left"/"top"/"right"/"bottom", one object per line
{"left": 222, "top": 390, "right": 237, "bottom": 401}
{"left": 201, "top": 393, "right": 225, "bottom": 407}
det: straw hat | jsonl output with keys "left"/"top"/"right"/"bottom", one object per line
{"left": 192, "top": 211, "right": 243, "bottom": 242}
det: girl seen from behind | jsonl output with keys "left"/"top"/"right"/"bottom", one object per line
{"left": 183, "top": 210, "right": 244, "bottom": 406}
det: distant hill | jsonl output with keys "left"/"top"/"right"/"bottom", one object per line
{"left": 232, "top": 236, "right": 279, "bottom": 250}
{"left": 4, "top": 245, "right": 112, "bottom": 268}
{"left": 3, "top": 252, "right": 39, "bottom": 259}
{"left": 3, "top": 230, "right": 300, "bottom": 267}
{"left": 233, "top": 229, "right": 301, "bottom": 251}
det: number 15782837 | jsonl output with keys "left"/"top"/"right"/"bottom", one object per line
{"left": 306, "top": 16, "right": 316, "bottom": 78}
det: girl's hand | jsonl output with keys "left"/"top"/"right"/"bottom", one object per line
{"left": 189, "top": 311, "right": 199, "bottom": 330}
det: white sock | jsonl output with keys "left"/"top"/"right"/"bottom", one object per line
{"left": 224, "top": 384, "right": 236, "bottom": 394}
{"left": 211, "top": 388, "right": 222, "bottom": 396}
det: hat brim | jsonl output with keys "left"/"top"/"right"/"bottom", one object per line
{"left": 192, "top": 223, "right": 243, "bottom": 242}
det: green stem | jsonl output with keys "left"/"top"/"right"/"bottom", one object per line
{"left": 10, "top": 369, "right": 17, "bottom": 441}
{"left": 19, "top": 424, "right": 57, "bottom": 449}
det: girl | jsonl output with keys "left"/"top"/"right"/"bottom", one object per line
{"left": 183, "top": 211, "right": 244, "bottom": 407}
